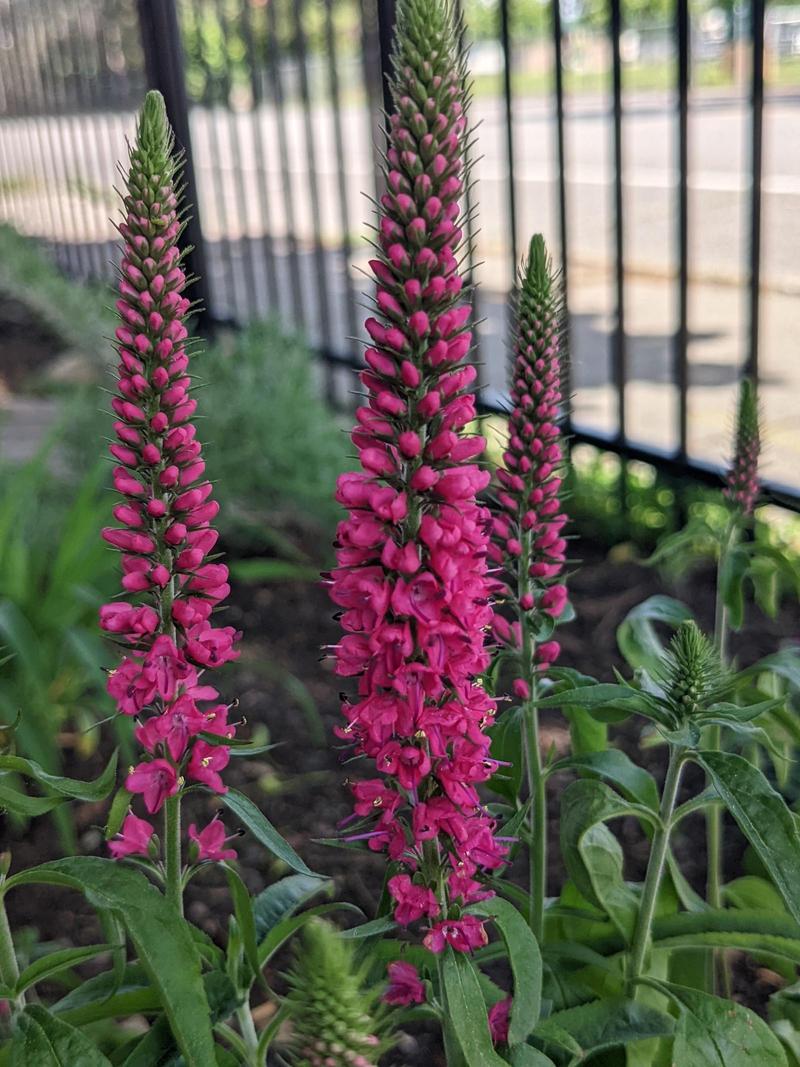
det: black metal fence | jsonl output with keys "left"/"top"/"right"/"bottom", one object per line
{"left": 0, "top": 0, "right": 797, "bottom": 508}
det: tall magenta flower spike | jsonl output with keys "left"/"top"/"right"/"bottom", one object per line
{"left": 724, "top": 377, "right": 760, "bottom": 517}
{"left": 328, "top": 0, "right": 505, "bottom": 952}
{"left": 101, "top": 92, "right": 239, "bottom": 886}
{"left": 489, "top": 234, "right": 566, "bottom": 938}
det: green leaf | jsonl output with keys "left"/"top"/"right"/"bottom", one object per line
{"left": 720, "top": 544, "right": 749, "bottom": 630}
{"left": 508, "top": 1047, "right": 556, "bottom": 1066}
{"left": 617, "top": 595, "right": 695, "bottom": 673}
{"left": 118, "top": 1017, "right": 175, "bottom": 1067}
{"left": 562, "top": 705, "right": 608, "bottom": 757}
{"left": 51, "top": 964, "right": 158, "bottom": 1025}
{"left": 489, "top": 705, "right": 524, "bottom": 803}
{"left": 742, "top": 649, "right": 800, "bottom": 691}
{"left": 224, "top": 865, "right": 260, "bottom": 984}
{"left": 441, "top": 951, "right": 508, "bottom": 1067}
{"left": 257, "top": 902, "right": 363, "bottom": 966}
{"left": 15, "top": 943, "right": 111, "bottom": 996}
{"left": 538, "top": 683, "right": 650, "bottom": 714}
{"left": 251, "top": 874, "right": 331, "bottom": 942}
{"left": 696, "top": 750, "right": 800, "bottom": 924}
{"left": 664, "top": 983, "right": 788, "bottom": 1065}
{"left": 339, "top": 915, "right": 397, "bottom": 939}
{"left": 218, "top": 788, "right": 316, "bottom": 876}
{"left": 560, "top": 779, "right": 655, "bottom": 941}
{"left": 549, "top": 749, "right": 659, "bottom": 811}
{"left": 104, "top": 788, "right": 133, "bottom": 840}
{"left": 11, "top": 1004, "right": 114, "bottom": 1066}
{"left": 467, "top": 897, "right": 542, "bottom": 1043}
{"left": 4, "top": 858, "right": 215, "bottom": 1067}
{"left": 0, "top": 780, "right": 67, "bottom": 817}
{"left": 532, "top": 998, "right": 675, "bottom": 1061}
{"left": 0, "top": 751, "right": 118, "bottom": 801}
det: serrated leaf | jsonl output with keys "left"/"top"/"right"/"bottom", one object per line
{"left": 666, "top": 983, "right": 788, "bottom": 1065}
{"left": 533, "top": 998, "right": 675, "bottom": 1060}
{"left": 550, "top": 749, "right": 659, "bottom": 811}
{"left": 616, "top": 595, "right": 695, "bottom": 673}
{"left": 467, "top": 897, "right": 542, "bottom": 1042}
{"left": 560, "top": 779, "right": 655, "bottom": 941}
{"left": 696, "top": 750, "right": 800, "bottom": 924}
{"left": 218, "top": 788, "right": 316, "bottom": 875}
{"left": 11, "top": 1004, "right": 114, "bottom": 1066}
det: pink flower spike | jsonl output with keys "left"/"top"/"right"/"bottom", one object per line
{"left": 126, "top": 759, "right": 179, "bottom": 815}
{"left": 383, "top": 961, "right": 426, "bottom": 1006}
{"left": 108, "top": 812, "right": 155, "bottom": 859}
{"left": 188, "top": 815, "right": 237, "bottom": 863}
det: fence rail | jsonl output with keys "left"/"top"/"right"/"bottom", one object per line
{"left": 0, "top": 0, "right": 797, "bottom": 510}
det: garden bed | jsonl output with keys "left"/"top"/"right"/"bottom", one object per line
{"left": 5, "top": 532, "right": 797, "bottom": 1062}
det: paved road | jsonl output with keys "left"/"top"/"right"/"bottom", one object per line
{"left": 0, "top": 90, "right": 798, "bottom": 490}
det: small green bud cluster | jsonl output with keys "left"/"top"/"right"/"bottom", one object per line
{"left": 283, "top": 920, "right": 392, "bottom": 1067}
{"left": 662, "top": 622, "right": 723, "bottom": 722}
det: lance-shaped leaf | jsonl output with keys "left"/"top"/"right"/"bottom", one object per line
{"left": 696, "top": 750, "right": 800, "bottom": 924}
{"left": 4, "top": 858, "right": 215, "bottom": 1067}
{"left": 218, "top": 787, "right": 316, "bottom": 876}
{"left": 467, "top": 896, "right": 542, "bottom": 1043}
{"left": 0, "top": 751, "right": 117, "bottom": 801}
{"left": 441, "top": 951, "right": 508, "bottom": 1067}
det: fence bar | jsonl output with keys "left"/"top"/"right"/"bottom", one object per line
{"left": 266, "top": 0, "right": 306, "bottom": 332}
{"left": 675, "top": 0, "right": 689, "bottom": 457}
{"left": 747, "top": 0, "right": 764, "bottom": 381}
{"left": 294, "top": 0, "right": 333, "bottom": 353}
{"left": 136, "top": 0, "right": 211, "bottom": 328}
{"left": 241, "top": 0, "right": 280, "bottom": 316}
{"left": 499, "top": 0, "right": 518, "bottom": 274}
{"left": 323, "top": 0, "right": 359, "bottom": 358}
{"left": 609, "top": 0, "right": 626, "bottom": 443}
{"left": 376, "top": 0, "right": 397, "bottom": 126}
{"left": 552, "top": 0, "right": 570, "bottom": 389}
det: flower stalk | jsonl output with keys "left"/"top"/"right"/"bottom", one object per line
{"left": 102, "top": 90, "right": 240, "bottom": 910}
{"left": 328, "top": 0, "right": 504, "bottom": 951}
{"left": 706, "top": 378, "right": 760, "bottom": 990}
{"left": 489, "top": 234, "right": 566, "bottom": 939}
{"left": 627, "top": 744, "right": 686, "bottom": 989}
{"left": 0, "top": 877, "right": 22, "bottom": 1013}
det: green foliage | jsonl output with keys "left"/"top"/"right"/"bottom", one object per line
{"left": 282, "top": 919, "right": 394, "bottom": 1066}
{"left": 0, "top": 224, "right": 111, "bottom": 381}
{"left": 192, "top": 321, "right": 349, "bottom": 550}
{"left": 0, "top": 451, "right": 119, "bottom": 845}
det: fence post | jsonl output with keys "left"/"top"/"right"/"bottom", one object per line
{"left": 135, "top": 0, "right": 212, "bottom": 330}
{"left": 376, "top": 0, "right": 397, "bottom": 125}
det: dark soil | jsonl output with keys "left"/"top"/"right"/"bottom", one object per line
{"left": 5, "top": 534, "right": 799, "bottom": 1063}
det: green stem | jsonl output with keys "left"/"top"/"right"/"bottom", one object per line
{"left": 236, "top": 1002, "right": 261, "bottom": 1067}
{"left": 164, "top": 793, "right": 183, "bottom": 917}
{"left": 628, "top": 746, "right": 686, "bottom": 991}
{"left": 523, "top": 695, "right": 546, "bottom": 941}
{"left": 0, "top": 891, "right": 22, "bottom": 1011}
{"left": 518, "top": 529, "right": 546, "bottom": 941}
{"left": 706, "top": 519, "right": 737, "bottom": 992}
